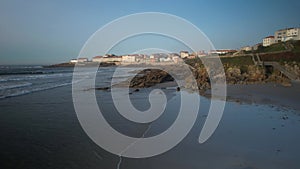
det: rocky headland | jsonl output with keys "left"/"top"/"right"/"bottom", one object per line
{"left": 128, "top": 60, "right": 297, "bottom": 92}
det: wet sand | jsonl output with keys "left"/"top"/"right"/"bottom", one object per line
{"left": 158, "top": 81, "right": 300, "bottom": 111}
{"left": 224, "top": 82, "right": 300, "bottom": 111}
{"left": 1, "top": 84, "right": 300, "bottom": 169}
{"left": 0, "top": 86, "right": 119, "bottom": 169}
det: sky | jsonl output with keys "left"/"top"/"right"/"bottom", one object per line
{"left": 0, "top": 0, "right": 299, "bottom": 65}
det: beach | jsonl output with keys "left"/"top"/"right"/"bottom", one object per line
{"left": 1, "top": 71, "right": 300, "bottom": 169}
{"left": 1, "top": 1, "right": 300, "bottom": 168}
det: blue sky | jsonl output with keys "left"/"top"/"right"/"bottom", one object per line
{"left": 0, "top": 0, "right": 299, "bottom": 65}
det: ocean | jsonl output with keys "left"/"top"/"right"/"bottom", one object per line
{"left": 0, "top": 65, "right": 137, "bottom": 99}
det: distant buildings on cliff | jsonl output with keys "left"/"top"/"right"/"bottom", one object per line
{"left": 69, "top": 49, "right": 241, "bottom": 64}
{"left": 70, "top": 52, "right": 196, "bottom": 65}
{"left": 69, "top": 26, "right": 300, "bottom": 64}
{"left": 237, "top": 27, "right": 300, "bottom": 53}
{"left": 263, "top": 27, "right": 300, "bottom": 47}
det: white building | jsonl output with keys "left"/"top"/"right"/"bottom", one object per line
{"left": 92, "top": 56, "right": 122, "bottom": 62}
{"left": 122, "top": 55, "right": 136, "bottom": 63}
{"left": 77, "top": 58, "right": 88, "bottom": 62}
{"left": 275, "top": 27, "right": 300, "bottom": 42}
{"left": 263, "top": 36, "right": 275, "bottom": 47}
{"left": 70, "top": 59, "right": 78, "bottom": 63}
{"left": 241, "top": 46, "right": 252, "bottom": 51}
{"left": 180, "top": 51, "right": 189, "bottom": 58}
{"left": 92, "top": 56, "right": 103, "bottom": 62}
{"left": 286, "top": 27, "right": 300, "bottom": 41}
{"left": 209, "top": 49, "right": 237, "bottom": 55}
{"left": 275, "top": 28, "right": 287, "bottom": 42}
{"left": 159, "top": 57, "right": 172, "bottom": 62}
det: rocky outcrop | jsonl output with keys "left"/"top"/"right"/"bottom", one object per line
{"left": 185, "top": 63, "right": 291, "bottom": 93}
{"left": 129, "top": 69, "right": 174, "bottom": 88}
{"left": 283, "top": 61, "right": 300, "bottom": 77}
{"left": 224, "top": 65, "right": 290, "bottom": 85}
{"left": 45, "top": 62, "right": 75, "bottom": 68}
{"left": 120, "top": 62, "right": 294, "bottom": 93}
{"left": 185, "top": 67, "right": 210, "bottom": 93}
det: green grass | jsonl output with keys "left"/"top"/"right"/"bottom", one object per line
{"left": 221, "top": 56, "right": 254, "bottom": 66}
{"left": 291, "top": 40, "right": 300, "bottom": 53}
{"left": 255, "top": 42, "right": 286, "bottom": 53}
{"left": 185, "top": 56, "right": 254, "bottom": 68}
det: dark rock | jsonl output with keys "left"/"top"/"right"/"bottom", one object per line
{"left": 129, "top": 69, "right": 174, "bottom": 88}
{"left": 95, "top": 87, "right": 110, "bottom": 91}
{"left": 45, "top": 62, "right": 75, "bottom": 68}
{"left": 99, "top": 62, "right": 116, "bottom": 67}
{"left": 282, "top": 115, "right": 289, "bottom": 120}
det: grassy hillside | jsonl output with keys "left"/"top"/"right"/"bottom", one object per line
{"left": 259, "top": 40, "right": 300, "bottom": 63}
{"left": 185, "top": 41, "right": 300, "bottom": 67}
{"left": 255, "top": 42, "right": 286, "bottom": 53}
{"left": 292, "top": 40, "right": 300, "bottom": 53}
{"left": 260, "top": 52, "right": 300, "bottom": 63}
{"left": 221, "top": 56, "right": 254, "bottom": 66}
{"left": 185, "top": 55, "right": 254, "bottom": 67}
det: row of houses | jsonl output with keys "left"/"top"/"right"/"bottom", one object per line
{"left": 70, "top": 53, "right": 186, "bottom": 64}
{"left": 70, "top": 49, "right": 241, "bottom": 64}
{"left": 179, "top": 50, "right": 238, "bottom": 58}
{"left": 263, "top": 27, "right": 300, "bottom": 47}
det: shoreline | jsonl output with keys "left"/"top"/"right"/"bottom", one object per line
{"left": 116, "top": 65, "right": 299, "bottom": 111}
{"left": 122, "top": 80, "right": 300, "bottom": 111}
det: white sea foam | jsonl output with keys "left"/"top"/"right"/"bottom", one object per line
{"left": 7, "top": 73, "right": 73, "bottom": 81}
{"left": 0, "top": 78, "right": 85, "bottom": 99}
{"left": 0, "top": 82, "right": 32, "bottom": 90}
{"left": 0, "top": 82, "right": 73, "bottom": 99}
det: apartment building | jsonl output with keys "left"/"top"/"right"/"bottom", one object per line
{"left": 263, "top": 36, "right": 275, "bottom": 47}
{"left": 275, "top": 27, "right": 300, "bottom": 42}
